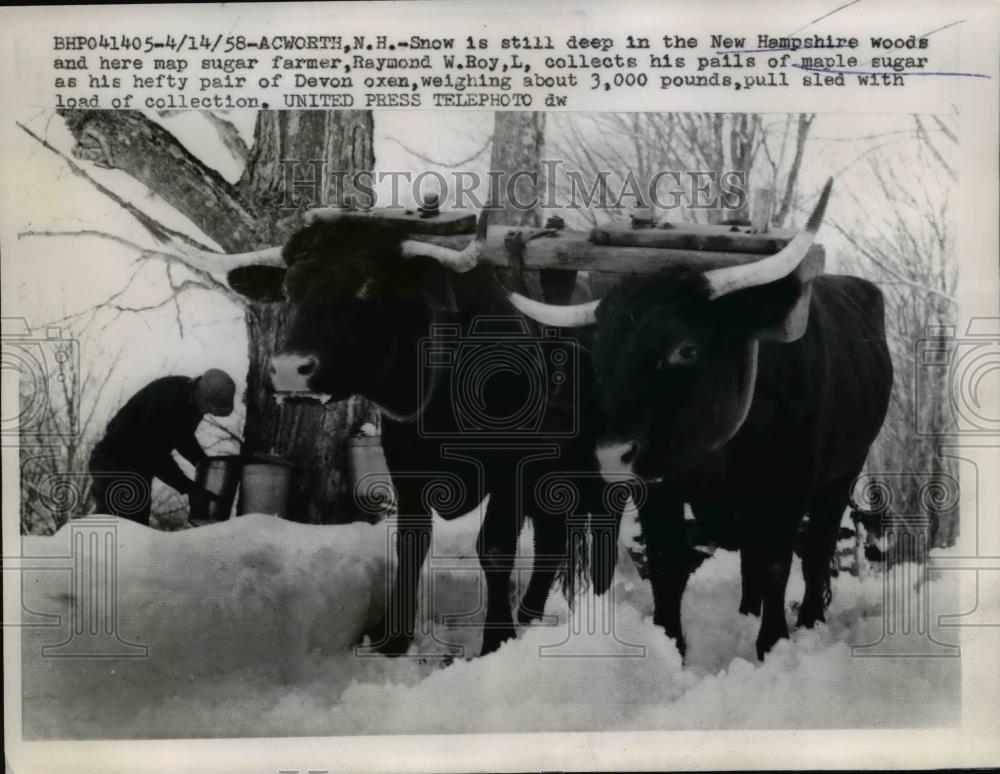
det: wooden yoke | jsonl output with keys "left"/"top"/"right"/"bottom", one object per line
{"left": 302, "top": 198, "right": 825, "bottom": 317}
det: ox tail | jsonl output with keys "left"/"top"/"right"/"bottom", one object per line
{"left": 556, "top": 527, "right": 586, "bottom": 611}
{"left": 822, "top": 567, "right": 834, "bottom": 611}
{"left": 552, "top": 514, "right": 620, "bottom": 608}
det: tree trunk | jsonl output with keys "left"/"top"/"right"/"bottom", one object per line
{"left": 238, "top": 110, "right": 378, "bottom": 523}
{"left": 772, "top": 114, "right": 815, "bottom": 228}
{"left": 489, "top": 112, "right": 546, "bottom": 228}
{"left": 489, "top": 112, "right": 578, "bottom": 302}
{"left": 239, "top": 110, "right": 376, "bottom": 234}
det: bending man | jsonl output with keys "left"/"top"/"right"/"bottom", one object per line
{"left": 89, "top": 369, "right": 236, "bottom": 524}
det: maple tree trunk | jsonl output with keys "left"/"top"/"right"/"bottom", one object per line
{"left": 490, "top": 112, "right": 546, "bottom": 228}
{"left": 238, "top": 111, "right": 378, "bottom": 523}
{"left": 489, "top": 111, "right": 578, "bottom": 303}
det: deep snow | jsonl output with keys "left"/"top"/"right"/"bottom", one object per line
{"left": 19, "top": 510, "right": 960, "bottom": 739}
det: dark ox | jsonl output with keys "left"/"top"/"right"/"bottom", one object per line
{"left": 510, "top": 180, "right": 894, "bottom": 658}
{"left": 227, "top": 212, "right": 619, "bottom": 657}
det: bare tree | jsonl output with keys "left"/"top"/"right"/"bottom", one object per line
{"left": 19, "top": 340, "right": 122, "bottom": 534}
{"left": 832, "top": 114, "right": 959, "bottom": 545}
{"left": 20, "top": 109, "right": 379, "bottom": 524}
{"left": 547, "top": 113, "right": 815, "bottom": 228}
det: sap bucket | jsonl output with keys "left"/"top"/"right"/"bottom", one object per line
{"left": 348, "top": 435, "right": 395, "bottom": 521}
{"left": 192, "top": 455, "right": 241, "bottom": 523}
{"left": 240, "top": 455, "right": 293, "bottom": 518}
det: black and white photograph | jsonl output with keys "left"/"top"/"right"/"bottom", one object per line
{"left": 2, "top": 2, "right": 997, "bottom": 772}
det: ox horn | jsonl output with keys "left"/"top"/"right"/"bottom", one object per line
{"left": 169, "top": 244, "right": 286, "bottom": 288}
{"left": 399, "top": 206, "right": 491, "bottom": 273}
{"left": 507, "top": 292, "right": 600, "bottom": 328}
{"left": 199, "top": 246, "right": 286, "bottom": 273}
{"left": 703, "top": 178, "right": 833, "bottom": 299}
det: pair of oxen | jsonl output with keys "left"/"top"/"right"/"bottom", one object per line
{"left": 227, "top": 179, "right": 893, "bottom": 661}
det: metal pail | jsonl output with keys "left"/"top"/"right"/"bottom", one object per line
{"left": 240, "top": 455, "right": 293, "bottom": 518}
{"left": 192, "top": 455, "right": 242, "bottom": 522}
{"left": 348, "top": 436, "right": 395, "bottom": 520}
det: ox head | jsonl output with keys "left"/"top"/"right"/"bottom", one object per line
{"left": 226, "top": 211, "right": 488, "bottom": 410}
{"left": 509, "top": 180, "right": 833, "bottom": 483}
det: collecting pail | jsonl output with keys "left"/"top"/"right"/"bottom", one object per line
{"left": 192, "top": 455, "right": 241, "bottom": 522}
{"left": 240, "top": 455, "right": 293, "bottom": 518}
{"left": 348, "top": 435, "right": 395, "bottom": 519}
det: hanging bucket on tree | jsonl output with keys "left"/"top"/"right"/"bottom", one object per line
{"left": 192, "top": 454, "right": 242, "bottom": 523}
{"left": 240, "top": 455, "right": 293, "bottom": 518}
{"left": 348, "top": 430, "right": 395, "bottom": 521}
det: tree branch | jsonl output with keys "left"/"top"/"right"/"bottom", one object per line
{"left": 18, "top": 123, "right": 217, "bottom": 252}
{"left": 17, "top": 226, "right": 271, "bottom": 307}
{"left": 56, "top": 110, "right": 262, "bottom": 251}
{"left": 204, "top": 111, "right": 251, "bottom": 164}
{"left": 386, "top": 134, "right": 492, "bottom": 168}
{"left": 828, "top": 217, "right": 957, "bottom": 305}
{"left": 773, "top": 114, "right": 814, "bottom": 227}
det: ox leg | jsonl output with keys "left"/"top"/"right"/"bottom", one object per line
{"left": 639, "top": 492, "right": 691, "bottom": 657}
{"left": 739, "top": 548, "right": 764, "bottom": 617}
{"left": 589, "top": 510, "right": 623, "bottom": 596}
{"left": 756, "top": 550, "right": 792, "bottom": 659}
{"left": 587, "top": 477, "right": 625, "bottom": 597}
{"left": 478, "top": 490, "right": 524, "bottom": 655}
{"left": 798, "top": 485, "right": 852, "bottom": 629}
{"left": 751, "top": 507, "right": 801, "bottom": 660}
{"left": 375, "top": 481, "right": 431, "bottom": 657}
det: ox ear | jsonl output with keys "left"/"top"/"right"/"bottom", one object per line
{"left": 227, "top": 265, "right": 288, "bottom": 303}
{"left": 713, "top": 247, "right": 824, "bottom": 343}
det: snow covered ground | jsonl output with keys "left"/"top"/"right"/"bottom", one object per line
{"left": 19, "top": 510, "right": 960, "bottom": 739}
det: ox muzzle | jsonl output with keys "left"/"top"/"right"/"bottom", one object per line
{"left": 268, "top": 353, "right": 333, "bottom": 404}
{"left": 597, "top": 440, "right": 645, "bottom": 482}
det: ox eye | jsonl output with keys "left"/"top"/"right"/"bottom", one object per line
{"left": 355, "top": 278, "right": 375, "bottom": 300}
{"left": 657, "top": 342, "right": 700, "bottom": 370}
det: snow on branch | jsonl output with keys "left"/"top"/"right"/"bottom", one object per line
{"left": 17, "top": 125, "right": 286, "bottom": 308}
{"left": 55, "top": 110, "right": 261, "bottom": 252}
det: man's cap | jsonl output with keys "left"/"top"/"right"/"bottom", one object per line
{"left": 197, "top": 369, "right": 236, "bottom": 413}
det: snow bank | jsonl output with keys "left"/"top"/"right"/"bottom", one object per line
{"left": 19, "top": 511, "right": 960, "bottom": 739}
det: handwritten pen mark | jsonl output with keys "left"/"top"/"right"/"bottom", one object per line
{"left": 920, "top": 20, "right": 966, "bottom": 38}
{"left": 714, "top": 47, "right": 853, "bottom": 55}
{"left": 786, "top": 0, "right": 865, "bottom": 37}
{"left": 793, "top": 64, "right": 990, "bottom": 79}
